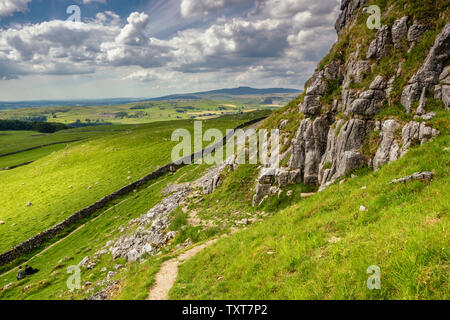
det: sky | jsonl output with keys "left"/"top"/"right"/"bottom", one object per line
{"left": 0, "top": 0, "right": 341, "bottom": 101}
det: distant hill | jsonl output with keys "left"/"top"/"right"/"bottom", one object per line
{"left": 0, "top": 87, "right": 300, "bottom": 110}
{"left": 148, "top": 86, "right": 301, "bottom": 101}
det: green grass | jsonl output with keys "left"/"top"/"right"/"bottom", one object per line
{"left": 170, "top": 135, "right": 449, "bottom": 300}
{"left": 0, "top": 144, "right": 69, "bottom": 169}
{"left": 0, "top": 164, "right": 211, "bottom": 300}
{"left": 0, "top": 111, "right": 268, "bottom": 253}
{"left": 0, "top": 95, "right": 292, "bottom": 125}
{"left": 0, "top": 127, "right": 131, "bottom": 156}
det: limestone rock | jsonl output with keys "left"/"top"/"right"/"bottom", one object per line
{"left": 350, "top": 83, "right": 386, "bottom": 116}
{"left": 392, "top": 16, "right": 408, "bottom": 48}
{"left": 390, "top": 172, "right": 434, "bottom": 184}
{"left": 275, "top": 168, "right": 301, "bottom": 188}
{"left": 252, "top": 183, "right": 271, "bottom": 207}
{"left": 401, "top": 23, "right": 450, "bottom": 112}
{"left": 319, "top": 119, "right": 371, "bottom": 185}
{"left": 301, "top": 95, "right": 322, "bottom": 116}
{"left": 289, "top": 116, "right": 331, "bottom": 185}
{"left": 373, "top": 120, "right": 400, "bottom": 171}
{"left": 442, "top": 85, "right": 450, "bottom": 108}
{"left": 408, "top": 21, "right": 427, "bottom": 42}
{"left": 367, "top": 25, "right": 391, "bottom": 59}
{"left": 279, "top": 119, "right": 289, "bottom": 130}
{"left": 400, "top": 121, "right": 440, "bottom": 157}
{"left": 335, "top": 0, "right": 367, "bottom": 34}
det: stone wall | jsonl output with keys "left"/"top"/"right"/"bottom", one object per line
{"left": 0, "top": 116, "right": 266, "bottom": 266}
{"left": 0, "top": 139, "right": 82, "bottom": 158}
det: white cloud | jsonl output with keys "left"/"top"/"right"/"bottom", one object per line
{"left": 0, "top": 0, "right": 31, "bottom": 17}
{"left": 180, "top": 0, "right": 248, "bottom": 18}
{"left": 0, "top": 0, "right": 343, "bottom": 100}
{"left": 82, "top": 0, "right": 107, "bottom": 4}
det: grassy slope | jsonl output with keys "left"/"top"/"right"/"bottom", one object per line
{"left": 0, "top": 111, "right": 268, "bottom": 253}
{"left": 0, "top": 127, "right": 131, "bottom": 155}
{"left": 170, "top": 135, "right": 449, "bottom": 300}
{"left": 0, "top": 164, "right": 212, "bottom": 300}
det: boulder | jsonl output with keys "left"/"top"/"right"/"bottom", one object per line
{"left": 390, "top": 172, "right": 434, "bottom": 184}
{"left": 408, "top": 21, "right": 427, "bottom": 42}
{"left": 392, "top": 16, "right": 409, "bottom": 48}
{"left": 367, "top": 25, "right": 391, "bottom": 59}
{"left": 275, "top": 169, "right": 301, "bottom": 188}
{"left": 252, "top": 183, "right": 271, "bottom": 207}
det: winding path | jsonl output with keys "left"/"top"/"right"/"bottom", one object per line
{"left": 147, "top": 239, "right": 218, "bottom": 300}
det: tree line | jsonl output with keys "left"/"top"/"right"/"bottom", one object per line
{"left": 0, "top": 119, "right": 68, "bottom": 133}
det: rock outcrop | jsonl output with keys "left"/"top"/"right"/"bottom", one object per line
{"left": 335, "top": 0, "right": 367, "bottom": 34}
{"left": 373, "top": 120, "right": 400, "bottom": 171}
{"left": 251, "top": 1, "right": 446, "bottom": 204}
{"left": 390, "top": 171, "right": 434, "bottom": 184}
{"left": 392, "top": 16, "right": 408, "bottom": 48}
{"left": 367, "top": 25, "right": 391, "bottom": 59}
{"left": 401, "top": 22, "right": 450, "bottom": 113}
{"left": 400, "top": 121, "right": 440, "bottom": 157}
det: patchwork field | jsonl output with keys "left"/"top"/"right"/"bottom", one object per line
{"left": 0, "top": 111, "right": 269, "bottom": 254}
{"left": 0, "top": 95, "right": 292, "bottom": 126}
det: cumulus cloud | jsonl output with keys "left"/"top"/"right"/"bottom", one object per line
{"left": 0, "top": 0, "right": 31, "bottom": 17}
{"left": 180, "top": 0, "right": 248, "bottom": 18}
{"left": 82, "top": 0, "right": 107, "bottom": 4}
{"left": 0, "top": 11, "right": 171, "bottom": 78}
{"left": 0, "top": 0, "right": 342, "bottom": 97}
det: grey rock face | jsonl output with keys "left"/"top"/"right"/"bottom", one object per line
{"left": 373, "top": 120, "right": 400, "bottom": 171}
{"left": 442, "top": 85, "right": 450, "bottom": 108}
{"left": 301, "top": 95, "right": 322, "bottom": 116}
{"left": 367, "top": 25, "right": 391, "bottom": 59}
{"left": 275, "top": 168, "right": 301, "bottom": 188}
{"left": 348, "top": 76, "right": 387, "bottom": 116}
{"left": 408, "top": 21, "right": 427, "bottom": 42}
{"left": 289, "top": 116, "right": 331, "bottom": 185}
{"left": 392, "top": 16, "right": 409, "bottom": 48}
{"left": 400, "top": 121, "right": 440, "bottom": 157}
{"left": 343, "top": 48, "right": 371, "bottom": 89}
{"left": 335, "top": 0, "right": 367, "bottom": 34}
{"left": 439, "top": 66, "right": 450, "bottom": 108}
{"left": 252, "top": 182, "right": 271, "bottom": 207}
{"left": 401, "top": 23, "right": 450, "bottom": 113}
{"left": 319, "top": 119, "right": 370, "bottom": 185}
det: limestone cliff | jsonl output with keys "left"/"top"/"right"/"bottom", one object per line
{"left": 253, "top": 0, "right": 449, "bottom": 205}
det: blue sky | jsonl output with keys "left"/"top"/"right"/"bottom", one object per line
{"left": 0, "top": 0, "right": 340, "bottom": 100}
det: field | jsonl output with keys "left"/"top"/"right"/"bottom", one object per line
{"left": 170, "top": 135, "right": 450, "bottom": 300}
{"left": 0, "top": 163, "right": 212, "bottom": 300}
{"left": 0, "top": 125, "right": 447, "bottom": 300}
{"left": 0, "top": 111, "right": 269, "bottom": 254}
{"left": 0, "top": 95, "right": 293, "bottom": 125}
